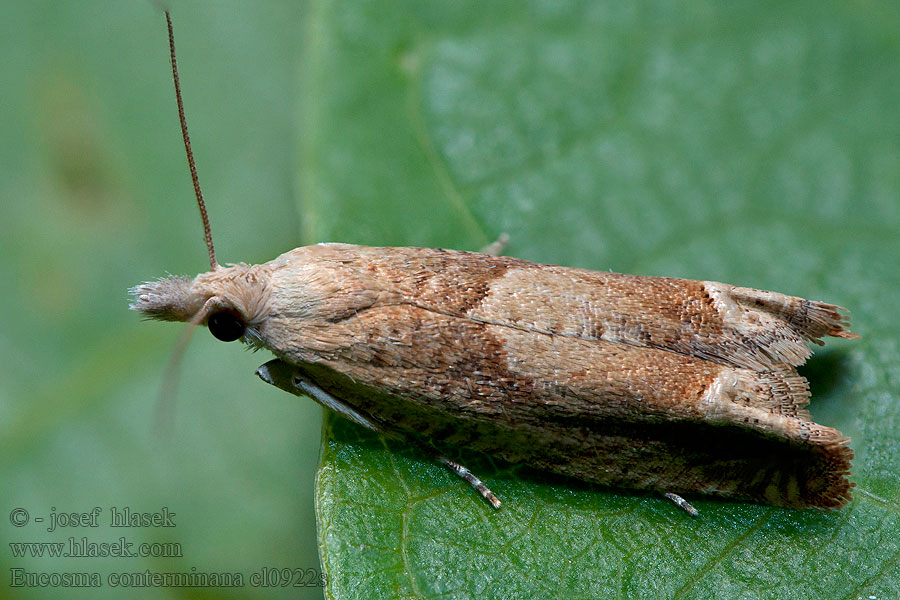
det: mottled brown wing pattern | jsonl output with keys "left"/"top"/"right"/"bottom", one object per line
{"left": 257, "top": 246, "right": 854, "bottom": 509}
{"left": 132, "top": 244, "right": 855, "bottom": 509}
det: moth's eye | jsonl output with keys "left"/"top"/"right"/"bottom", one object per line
{"left": 207, "top": 311, "right": 245, "bottom": 342}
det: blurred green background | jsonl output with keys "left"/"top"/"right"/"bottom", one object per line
{"left": 2, "top": 1, "right": 900, "bottom": 599}
{"left": 2, "top": 1, "right": 320, "bottom": 599}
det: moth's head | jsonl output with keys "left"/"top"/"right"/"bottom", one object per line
{"left": 129, "top": 263, "right": 273, "bottom": 344}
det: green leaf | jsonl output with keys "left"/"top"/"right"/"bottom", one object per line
{"left": 306, "top": 1, "right": 900, "bottom": 598}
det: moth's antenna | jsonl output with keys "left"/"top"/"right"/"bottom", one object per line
{"left": 154, "top": 317, "right": 200, "bottom": 436}
{"left": 165, "top": 11, "right": 218, "bottom": 270}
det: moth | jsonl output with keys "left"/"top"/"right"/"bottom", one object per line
{"left": 132, "top": 12, "right": 857, "bottom": 514}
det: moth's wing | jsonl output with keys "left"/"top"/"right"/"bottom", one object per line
{"left": 265, "top": 245, "right": 857, "bottom": 373}
{"left": 264, "top": 303, "right": 852, "bottom": 509}
{"left": 286, "top": 303, "right": 832, "bottom": 434}
{"left": 254, "top": 247, "right": 854, "bottom": 507}
{"left": 321, "top": 247, "right": 857, "bottom": 372}
{"left": 456, "top": 262, "right": 857, "bottom": 373}
{"left": 262, "top": 246, "right": 856, "bottom": 414}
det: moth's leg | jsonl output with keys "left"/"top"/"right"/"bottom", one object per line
{"left": 663, "top": 492, "right": 699, "bottom": 517}
{"left": 437, "top": 456, "right": 502, "bottom": 510}
{"left": 256, "top": 359, "right": 383, "bottom": 432}
{"left": 257, "top": 359, "right": 503, "bottom": 510}
{"left": 480, "top": 233, "right": 509, "bottom": 256}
